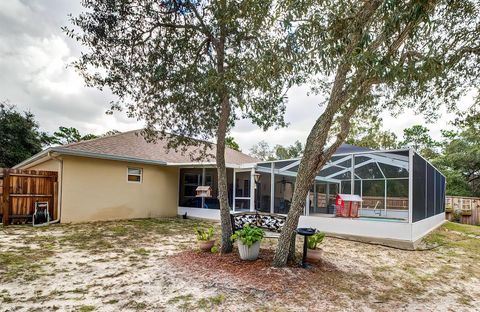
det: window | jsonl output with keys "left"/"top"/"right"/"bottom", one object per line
{"left": 184, "top": 173, "right": 201, "bottom": 197}
{"left": 127, "top": 168, "right": 142, "bottom": 183}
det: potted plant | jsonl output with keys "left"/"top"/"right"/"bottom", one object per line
{"left": 461, "top": 209, "right": 472, "bottom": 216}
{"left": 306, "top": 232, "right": 325, "bottom": 262}
{"left": 195, "top": 226, "right": 215, "bottom": 252}
{"left": 230, "top": 224, "right": 264, "bottom": 260}
{"left": 445, "top": 204, "right": 453, "bottom": 213}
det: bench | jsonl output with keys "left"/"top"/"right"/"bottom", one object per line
{"left": 230, "top": 212, "right": 287, "bottom": 238}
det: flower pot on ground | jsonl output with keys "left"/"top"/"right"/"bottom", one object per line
{"left": 306, "top": 232, "right": 325, "bottom": 263}
{"left": 230, "top": 224, "right": 264, "bottom": 261}
{"left": 195, "top": 226, "right": 215, "bottom": 252}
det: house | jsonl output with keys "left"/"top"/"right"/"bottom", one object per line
{"left": 15, "top": 130, "right": 446, "bottom": 249}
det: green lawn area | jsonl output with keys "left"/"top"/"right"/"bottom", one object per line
{"left": 0, "top": 219, "right": 479, "bottom": 311}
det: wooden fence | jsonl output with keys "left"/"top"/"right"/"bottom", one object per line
{"left": 0, "top": 168, "right": 58, "bottom": 225}
{"left": 445, "top": 196, "right": 480, "bottom": 225}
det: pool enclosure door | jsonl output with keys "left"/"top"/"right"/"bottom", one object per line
{"left": 309, "top": 182, "right": 338, "bottom": 215}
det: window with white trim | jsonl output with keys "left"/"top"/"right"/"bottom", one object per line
{"left": 127, "top": 167, "right": 142, "bottom": 183}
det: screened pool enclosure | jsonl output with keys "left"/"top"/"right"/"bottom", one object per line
{"left": 178, "top": 145, "right": 446, "bottom": 246}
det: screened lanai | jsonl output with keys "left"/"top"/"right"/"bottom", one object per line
{"left": 178, "top": 144, "right": 446, "bottom": 246}
{"left": 246, "top": 145, "right": 445, "bottom": 224}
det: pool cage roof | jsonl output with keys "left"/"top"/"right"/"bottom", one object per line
{"left": 255, "top": 144, "right": 411, "bottom": 184}
{"left": 253, "top": 144, "right": 446, "bottom": 223}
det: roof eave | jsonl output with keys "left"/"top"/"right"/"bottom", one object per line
{"left": 13, "top": 148, "right": 53, "bottom": 169}
{"left": 14, "top": 147, "right": 168, "bottom": 168}
{"left": 51, "top": 147, "right": 168, "bottom": 166}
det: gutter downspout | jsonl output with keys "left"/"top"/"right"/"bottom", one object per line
{"left": 33, "top": 152, "right": 63, "bottom": 226}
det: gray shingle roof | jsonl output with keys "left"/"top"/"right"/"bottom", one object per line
{"left": 61, "top": 130, "right": 259, "bottom": 165}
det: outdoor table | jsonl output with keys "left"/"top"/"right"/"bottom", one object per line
{"left": 296, "top": 227, "right": 316, "bottom": 268}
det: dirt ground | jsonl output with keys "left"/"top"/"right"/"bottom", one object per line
{"left": 0, "top": 218, "right": 479, "bottom": 312}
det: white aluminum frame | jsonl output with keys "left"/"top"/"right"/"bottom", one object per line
{"left": 127, "top": 167, "right": 143, "bottom": 183}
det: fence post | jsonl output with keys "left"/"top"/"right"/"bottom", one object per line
{"left": 2, "top": 168, "right": 10, "bottom": 226}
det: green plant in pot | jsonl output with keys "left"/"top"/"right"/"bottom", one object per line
{"left": 445, "top": 204, "right": 453, "bottom": 213}
{"left": 195, "top": 226, "right": 215, "bottom": 252}
{"left": 230, "top": 224, "right": 264, "bottom": 260}
{"left": 306, "top": 232, "right": 325, "bottom": 263}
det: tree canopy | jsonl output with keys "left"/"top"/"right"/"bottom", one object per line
{"left": 65, "top": 0, "right": 294, "bottom": 151}
{"left": 49, "top": 126, "right": 98, "bottom": 145}
{"left": 345, "top": 118, "right": 398, "bottom": 150}
{"left": 225, "top": 136, "right": 240, "bottom": 152}
{"left": 66, "top": 0, "right": 297, "bottom": 254}
{"left": 433, "top": 105, "right": 480, "bottom": 197}
{"left": 249, "top": 140, "right": 304, "bottom": 161}
{"left": 0, "top": 102, "right": 50, "bottom": 168}
{"left": 273, "top": 0, "right": 480, "bottom": 267}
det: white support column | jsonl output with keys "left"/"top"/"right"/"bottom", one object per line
{"left": 270, "top": 163, "right": 274, "bottom": 214}
{"left": 360, "top": 180, "right": 363, "bottom": 210}
{"left": 232, "top": 169, "right": 236, "bottom": 212}
{"left": 305, "top": 191, "right": 310, "bottom": 216}
{"left": 350, "top": 154, "right": 355, "bottom": 195}
{"left": 384, "top": 179, "right": 387, "bottom": 216}
{"left": 408, "top": 149, "right": 413, "bottom": 224}
{"left": 201, "top": 167, "right": 206, "bottom": 209}
{"left": 326, "top": 182, "right": 329, "bottom": 210}
{"left": 250, "top": 168, "right": 255, "bottom": 212}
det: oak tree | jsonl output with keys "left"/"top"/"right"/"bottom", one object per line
{"left": 66, "top": 0, "right": 295, "bottom": 253}
{"left": 273, "top": 0, "right": 480, "bottom": 266}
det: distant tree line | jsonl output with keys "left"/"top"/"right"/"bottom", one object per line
{"left": 251, "top": 108, "right": 478, "bottom": 198}
{"left": 0, "top": 101, "right": 120, "bottom": 168}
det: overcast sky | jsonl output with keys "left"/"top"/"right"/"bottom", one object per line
{"left": 0, "top": 1, "right": 475, "bottom": 152}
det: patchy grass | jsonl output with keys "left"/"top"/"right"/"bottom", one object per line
{"left": 133, "top": 248, "right": 150, "bottom": 256}
{"left": 0, "top": 248, "right": 54, "bottom": 282}
{"left": 77, "top": 305, "right": 95, "bottom": 312}
{"left": 443, "top": 222, "right": 480, "bottom": 236}
{"left": 0, "top": 218, "right": 478, "bottom": 311}
{"left": 197, "top": 293, "right": 226, "bottom": 310}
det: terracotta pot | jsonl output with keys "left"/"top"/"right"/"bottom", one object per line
{"left": 238, "top": 240, "right": 261, "bottom": 261}
{"left": 306, "top": 248, "right": 322, "bottom": 263}
{"left": 198, "top": 240, "right": 215, "bottom": 252}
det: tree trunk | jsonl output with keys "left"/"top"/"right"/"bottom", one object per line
{"left": 217, "top": 94, "right": 233, "bottom": 254}
{"left": 214, "top": 23, "right": 233, "bottom": 254}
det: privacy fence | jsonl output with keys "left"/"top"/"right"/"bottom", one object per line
{"left": 0, "top": 168, "right": 58, "bottom": 226}
{"left": 445, "top": 196, "right": 480, "bottom": 226}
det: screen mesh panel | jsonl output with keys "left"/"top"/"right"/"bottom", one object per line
{"left": 426, "top": 164, "right": 435, "bottom": 217}
{"left": 412, "top": 154, "right": 426, "bottom": 222}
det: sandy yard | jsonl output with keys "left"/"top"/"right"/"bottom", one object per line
{"left": 0, "top": 218, "right": 479, "bottom": 312}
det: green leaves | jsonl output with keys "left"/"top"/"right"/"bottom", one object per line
{"left": 307, "top": 232, "right": 325, "bottom": 250}
{"left": 230, "top": 224, "right": 264, "bottom": 247}
{"left": 68, "top": 0, "right": 295, "bottom": 155}
{"left": 195, "top": 226, "right": 215, "bottom": 241}
{"left": 0, "top": 102, "right": 46, "bottom": 168}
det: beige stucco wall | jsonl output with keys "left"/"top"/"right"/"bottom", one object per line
{"left": 55, "top": 156, "right": 178, "bottom": 223}
{"left": 26, "top": 158, "right": 62, "bottom": 172}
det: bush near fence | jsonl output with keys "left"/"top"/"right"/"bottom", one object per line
{"left": 446, "top": 196, "right": 480, "bottom": 226}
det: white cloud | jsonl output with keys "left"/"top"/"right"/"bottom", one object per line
{"left": 0, "top": 1, "right": 474, "bottom": 153}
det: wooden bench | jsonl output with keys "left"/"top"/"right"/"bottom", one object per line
{"left": 230, "top": 212, "right": 287, "bottom": 238}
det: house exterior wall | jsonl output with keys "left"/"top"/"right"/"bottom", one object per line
{"left": 58, "top": 156, "right": 178, "bottom": 223}
{"left": 27, "top": 158, "right": 62, "bottom": 172}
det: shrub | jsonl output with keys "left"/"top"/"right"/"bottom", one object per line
{"left": 307, "top": 232, "right": 325, "bottom": 250}
{"left": 195, "top": 227, "right": 214, "bottom": 241}
{"left": 230, "top": 224, "right": 264, "bottom": 247}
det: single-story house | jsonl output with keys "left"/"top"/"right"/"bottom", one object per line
{"left": 15, "top": 130, "right": 446, "bottom": 248}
